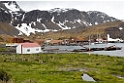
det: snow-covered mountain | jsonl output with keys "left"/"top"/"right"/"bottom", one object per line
{"left": 0, "top": 1, "right": 120, "bottom": 36}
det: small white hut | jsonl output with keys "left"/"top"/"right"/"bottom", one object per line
{"left": 16, "top": 43, "right": 42, "bottom": 54}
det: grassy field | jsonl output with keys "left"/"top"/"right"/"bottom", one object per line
{"left": 0, "top": 53, "right": 124, "bottom": 83}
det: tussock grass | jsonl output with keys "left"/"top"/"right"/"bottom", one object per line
{"left": 0, "top": 53, "right": 124, "bottom": 83}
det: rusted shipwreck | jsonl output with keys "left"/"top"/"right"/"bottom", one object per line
{"left": 72, "top": 45, "right": 122, "bottom": 52}
{"left": 104, "top": 45, "right": 122, "bottom": 51}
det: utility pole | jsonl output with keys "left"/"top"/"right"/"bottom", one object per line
{"left": 88, "top": 35, "right": 90, "bottom": 55}
{"left": 119, "top": 27, "right": 123, "bottom": 38}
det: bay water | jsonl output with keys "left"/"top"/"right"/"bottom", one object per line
{"left": 44, "top": 43, "right": 124, "bottom": 57}
{"left": 83, "top": 43, "right": 124, "bottom": 57}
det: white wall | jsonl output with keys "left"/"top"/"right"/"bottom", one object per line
{"left": 22, "top": 47, "right": 42, "bottom": 54}
{"left": 6, "top": 43, "right": 19, "bottom": 47}
{"left": 16, "top": 44, "right": 42, "bottom": 54}
{"left": 16, "top": 44, "right": 22, "bottom": 54}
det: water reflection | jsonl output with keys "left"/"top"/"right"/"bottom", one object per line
{"left": 82, "top": 74, "right": 96, "bottom": 82}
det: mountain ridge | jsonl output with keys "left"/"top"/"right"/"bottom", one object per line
{"left": 0, "top": 1, "right": 122, "bottom": 37}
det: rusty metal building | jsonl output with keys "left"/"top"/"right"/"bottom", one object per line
{"left": 9, "top": 37, "right": 24, "bottom": 43}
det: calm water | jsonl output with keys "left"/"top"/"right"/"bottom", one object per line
{"left": 84, "top": 43, "right": 124, "bottom": 57}
{"left": 44, "top": 43, "right": 124, "bottom": 57}
{"left": 44, "top": 45, "right": 83, "bottom": 51}
{"left": 82, "top": 74, "right": 96, "bottom": 82}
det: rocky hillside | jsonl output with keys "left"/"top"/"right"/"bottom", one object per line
{"left": 0, "top": 1, "right": 24, "bottom": 35}
{"left": 15, "top": 8, "right": 118, "bottom": 36}
{"left": 0, "top": 1, "right": 119, "bottom": 36}
{"left": 38, "top": 21, "right": 124, "bottom": 40}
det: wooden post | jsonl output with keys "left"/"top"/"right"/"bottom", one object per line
{"left": 89, "top": 35, "right": 90, "bottom": 55}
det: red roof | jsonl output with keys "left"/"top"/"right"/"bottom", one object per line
{"left": 20, "top": 43, "right": 40, "bottom": 48}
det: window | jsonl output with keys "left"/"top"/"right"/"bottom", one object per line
{"left": 27, "top": 49, "right": 30, "bottom": 52}
{"left": 36, "top": 49, "right": 39, "bottom": 51}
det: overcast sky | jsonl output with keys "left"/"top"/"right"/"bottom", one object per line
{"left": 16, "top": 1, "right": 124, "bottom": 19}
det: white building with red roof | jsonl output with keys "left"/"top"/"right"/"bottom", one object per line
{"left": 16, "top": 43, "right": 42, "bottom": 54}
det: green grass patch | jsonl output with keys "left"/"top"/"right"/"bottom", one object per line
{"left": 0, "top": 53, "right": 124, "bottom": 83}
{"left": 0, "top": 47, "right": 9, "bottom": 52}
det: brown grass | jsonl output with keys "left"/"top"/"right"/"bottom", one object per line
{"left": 0, "top": 80, "right": 13, "bottom": 83}
{"left": 39, "top": 21, "right": 123, "bottom": 40}
{"left": 0, "top": 21, "right": 123, "bottom": 42}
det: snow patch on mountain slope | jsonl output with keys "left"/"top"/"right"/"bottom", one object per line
{"left": 56, "top": 19, "right": 88, "bottom": 30}
{"left": 77, "top": 19, "right": 81, "bottom": 24}
{"left": 76, "top": 19, "right": 89, "bottom": 26}
{"left": 16, "top": 23, "right": 52, "bottom": 36}
{"left": 49, "top": 8, "right": 74, "bottom": 13}
{"left": 51, "top": 16, "right": 55, "bottom": 24}
{"left": 30, "top": 21, "right": 36, "bottom": 26}
{"left": 57, "top": 21, "right": 72, "bottom": 30}
{"left": 41, "top": 24, "right": 46, "bottom": 29}
{"left": 89, "top": 23, "right": 92, "bottom": 26}
{"left": 83, "top": 21, "right": 89, "bottom": 26}
{"left": 57, "top": 22, "right": 64, "bottom": 29}
{"left": 16, "top": 23, "right": 35, "bottom": 36}
{"left": 21, "top": 14, "right": 25, "bottom": 21}
{"left": 4, "top": 3, "right": 20, "bottom": 11}
{"left": 37, "top": 18, "right": 42, "bottom": 22}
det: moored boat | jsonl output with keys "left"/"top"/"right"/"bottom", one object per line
{"left": 104, "top": 45, "right": 122, "bottom": 51}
